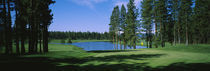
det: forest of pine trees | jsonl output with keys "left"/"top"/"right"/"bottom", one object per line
{"left": 109, "top": 0, "right": 210, "bottom": 49}
{"left": 0, "top": 0, "right": 55, "bottom": 54}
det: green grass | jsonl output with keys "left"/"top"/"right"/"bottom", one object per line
{"left": 26, "top": 44, "right": 94, "bottom": 58}
{"left": 1, "top": 40, "right": 210, "bottom": 71}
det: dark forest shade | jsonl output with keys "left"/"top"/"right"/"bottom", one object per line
{"left": 0, "top": 0, "right": 55, "bottom": 54}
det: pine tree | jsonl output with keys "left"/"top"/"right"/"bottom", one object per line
{"left": 109, "top": 6, "right": 116, "bottom": 49}
{"left": 152, "top": 0, "right": 158, "bottom": 48}
{"left": 40, "top": 0, "right": 55, "bottom": 52}
{"left": 19, "top": 0, "right": 30, "bottom": 54}
{"left": 179, "top": 0, "right": 192, "bottom": 45}
{"left": 109, "top": 6, "right": 120, "bottom": 50}
{"left": 2, "top": 0, "right": 14, "bottom": 54}
{"left": 126, "top": 0, "right": 138, "bottom": 49}
{"left": 15, "top": 0, "right": 20, "bottom": 54}
{"left": 171, "top": 0, "right": 180, "bottom": 45}
{"left": 120, "top": 4, "right": 127, "bottom": 49}
{"left": 141, "top": 0, "right": 153, "bottom": 48}
{"left": 0, "top": 0, "right": 5, "bottom": 49}
{"left": 154, "top": 0, "right": 168, "bottom": 47}
{"left": 114, "top": 6, "right": 120, "bottom": 50}
{"left": 166, "top": 0, "right": 175, "bottom": 45}
{"left": 193, "top": 0, "right": 210, "bottom": 44}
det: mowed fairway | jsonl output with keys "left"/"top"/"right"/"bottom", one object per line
{"left": 1, "top": 43, "right": 210, "bottom": 71}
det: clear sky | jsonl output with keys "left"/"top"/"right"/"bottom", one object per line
{"left": 49, "top": 0, "right": 142, "bottom": 33}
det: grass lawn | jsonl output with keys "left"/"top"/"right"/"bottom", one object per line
{"left": 0, "top": 40, "right": 210, "bottom": 71}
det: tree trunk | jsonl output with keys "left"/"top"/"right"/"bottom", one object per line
{"left": 206, "top": 36, "right": 208, "bottom": 44}
{"left": 31, "top": 0, "right": 35, "bottom": 53}
{"left": 113, "top": 34, "right": 115, "bottom": 50}
{"left": 147, "top": 33, "right": 148, "bottom": 48}
{"left": 134, "top": 28, "right": 136, "bottom": 49}
{"left": 149, "top": 39, "right": 152, "bottom": 48}
{"left": 21, "top": 22, "right": 25, "bottom": 54}
{"left": 7, "top": 0, "right": 13, "bottom": 54}
{"left": 162, "top": 23, "right": 166, "bottom": 47}
{"left": 0, "top": 26, "right": 3, "bottom": 48}
{"left": 43, "top": 26, "right": 48, "bottom": 52}
{"left": 34, "top": 36, "right": 38, "bottom": 53}
{"left": 3, "top": 0, "right": 9, "bottom": 54}
{"left": 160, "top": 21, "right": 164, "bottom": 47}
{"left": 123, "top": 39, "right": 126, "bottom": 50}
{"left": 34, "top": 23, "right": 38, "bottom": 53}
{"left": 15, "top": 2, "right": 20, "bottom": 54}
{"left": 134, "top": 40, "right": 136, "bottom": 49}
{"left": 146, "top": 31, "right": 149, "bottom": 48}
{"left": 39, "top": 28, "right": 42, "bottom": 53}
{"left": 39, "top": 36, "right": 42, "bottom": 53}
{"left": 155, "top": 21, "right": 158, "bottom": 48}
{"left": 178, "top": 22, "right": 181, "bottom": 44}
{"left": 173, "top": 22, "right": 176, "bottom": 46}
{"left": 155, "top": 22, "right": 157, "bottom": 36}
{"left": 120, "top": 38, "right": 122, "bottom": 50}
{"left": 21, "top": 36, "right": 25, "bottom": 54}
{"left": 149, "top": 29, "right": 152, "bottom": 48}
{"left": 29, "top": 24, "right": 32, "bottom": 53}
{"left": 186, "top": 20, "right": 188, "bottom": 46}
{"left": 15, "top": 28, "right": 20, "bottom": 54}
{"left": 116, "top": 32, "right": 118, "bottom": 50}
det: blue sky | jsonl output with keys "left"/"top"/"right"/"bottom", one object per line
{"left": 49, "top": 0, "right": 142, "bottom": 33}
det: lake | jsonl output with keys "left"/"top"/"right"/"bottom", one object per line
{"left": 61, "top": 42, "right": 147, "bottom": 51}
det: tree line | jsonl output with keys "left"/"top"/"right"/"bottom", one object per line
{"left": 0, "top": 0, "right": 55, "bottom": 54}
{"left": 109, "top": 0, "right": 210, "bottom": 49}
{"left": 49, "top": 31, "right": 110, "bottom": 40}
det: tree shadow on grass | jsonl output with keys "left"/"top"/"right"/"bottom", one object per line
{"left": 153, "top": 62, "right": 210, "bottom": 71}
{"left": 0, "top": 56, "right": 56, "bottom": 71}
{"left": 88, "top": 50, "right": 140, "bottom": 53}
{"left": 0, "top": 54, "right": 163, "bottom": 71}
{"left": 57, "top": 63, "right": 151, "bottom": 71}
{"left": 1, "top": 54, "right": 210, "bottom": 71}
{"left": 85, "top": 54, "right": 164, "bottom": 62}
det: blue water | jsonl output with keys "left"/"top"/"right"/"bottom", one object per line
{"left": 60, "top": 42, "right": 147, "bottom": 51}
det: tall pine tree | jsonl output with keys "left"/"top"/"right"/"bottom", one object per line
{"left": 120, "top": 4, "right": 127, "bottom": 49}
{"left": 179, "top": 0, "right": 192, "bottom": 45}
{"left": 141, "top": 0, "right": 153, "bottom": 48}
{"left": 126, "top": 0, "right": 138, "bottom": 49}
